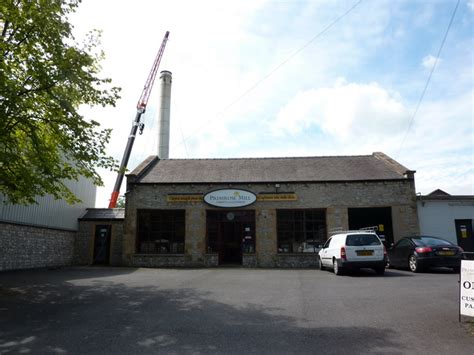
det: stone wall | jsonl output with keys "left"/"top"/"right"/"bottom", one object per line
{"left": 132, "top": 254, "right": 187, "bottom": 267}
{"left": 0, "top": 222, "right": 75, "bottom": 271}
{"left": 255, "top": 208, "right": 277, "bottom": 267}
{"left": 185, "top": 208, "right": 206, "bottom": 264}
{"left": 242, "top": 254, "right": 257, "bottom": 267}
{"left": 110, "top": 222, "right": 124, "bottom": 266}
{"left": 124, "top": 179, "right": 419, "bottom": 268}
{"left": 274, "top": 254, "right": 319, "bottom": 268}
{"left": 74, "top": 221, "right": 93, "bottom": 265}
{"left": 131, "top": 253, "right": 218, "bottom": 268}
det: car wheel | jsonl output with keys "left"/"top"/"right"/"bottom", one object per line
{"left": 375, "top": 267, "right": 385, "bottom": 276}
{"left": 318, "top": 256, "right": 325, "bottom": 270}
{"left": 409, "top": 254, "right": 421, "bottom": 273}
{"left": 333, "top": 259, "right": 342, "bottom": 275}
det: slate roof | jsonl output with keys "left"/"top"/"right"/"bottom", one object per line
{"left": 79, "top": 208, "right": 125, "bottom": 220}
{"left": 128, "top": 152, "right": 414, "bottom": 184}
{"left": 427, "top": 189, "right": 451, "bottom": 196}
{"left": 418, "top": 191, "right": 474, "bottom": 201}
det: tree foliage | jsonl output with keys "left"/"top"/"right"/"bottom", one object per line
{"left": 115, "top": 195, "right": 126, "bottom": 208}
{"left": 0, "top": 0, "right": 120, "bottom": 204}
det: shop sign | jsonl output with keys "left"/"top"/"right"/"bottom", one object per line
{"left": 167, "top": 194, "right": 202, "bottom": 202}
{"left": 257, "top": 193, "right": 297, "bottom": 201}
{"left": 204, "top": 189, "right": 256, "bottom": 208}
{"left": 460, "top": 260, "right": 474, "bottom": 317}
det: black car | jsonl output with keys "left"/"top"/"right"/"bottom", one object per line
{"left": 387, "top": 236, "right": 463, "bottom": 273}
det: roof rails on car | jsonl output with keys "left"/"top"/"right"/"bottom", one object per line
{"left": 328, "top": 226, "right": 379, "bottom": 235}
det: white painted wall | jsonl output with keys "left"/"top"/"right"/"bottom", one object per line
{"left": 417, "top": 200, "right": 474, "bottom": 245}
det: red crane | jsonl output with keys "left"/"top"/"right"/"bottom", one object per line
{"left": 108, "top": 31, "right": 170, "bottom": 208}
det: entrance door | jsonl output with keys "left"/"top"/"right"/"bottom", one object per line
{"left": 455, "top": 219, "right": 474, "bottom": 254}
{"left": 219, "top": 222, "right": 243, "bottom": 265}
{"left": 206, "top": 210, "right": 255, "bottom": 266}
{"left": 93, "top": 225, "right": 111, "bottom": 265}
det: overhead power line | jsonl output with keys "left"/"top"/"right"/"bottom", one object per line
{"left": 396, "top": 0, "right": 461, "bottom": 158}
{"left": 173, "top": 0, "right": 364, "bottom": 152}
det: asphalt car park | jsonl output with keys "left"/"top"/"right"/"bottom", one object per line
{"left": 0, "top": 267, "right": 473, "bottom": 354}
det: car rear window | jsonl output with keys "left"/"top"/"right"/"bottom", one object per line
{"left": 346, "top": 234, "right": 381, "bottom": 246}
{"left": 412, "top": 237, "right": 453, "bottom": 247}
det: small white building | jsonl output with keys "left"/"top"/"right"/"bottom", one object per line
{"left": 417, "top": 189, "right": 474, "bottom": 252}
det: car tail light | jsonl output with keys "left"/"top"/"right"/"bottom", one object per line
{"left": 341, "top": 246, "right": 347, "bottom": 260}
{"left": 383, "top": 246, "right": 387, "bottom": 256}
{"left": 415, "top": 247, "right": 432, "bottom": 253}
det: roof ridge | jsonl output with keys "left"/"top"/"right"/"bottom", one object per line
{"left": 160, "top": 154, "right": 374, "bottom": 161}
{"left": 129, "top": 156, "right": 160, "bottom": 177}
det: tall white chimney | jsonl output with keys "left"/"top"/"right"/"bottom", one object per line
{"left": 158, "top": 70, "right": 172, "bottom": 159}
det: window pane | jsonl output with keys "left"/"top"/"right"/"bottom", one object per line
{"left": 346, "top": 234, "right": 381, "bottom": 246}
{"left": 137, "top": 210, "right": 185, "bottom": 254}
{"left": 419, "top": 237, "right": 453, "bottom": 246}
{"left": 277, "top": 209, "right": 326, "bottom": 253}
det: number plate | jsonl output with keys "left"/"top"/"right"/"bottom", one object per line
{"left": 437, "top": 251, "right": 455, "bottom": 256}
{"left": 356, "top": 250, "right": 374, "bottom": 256}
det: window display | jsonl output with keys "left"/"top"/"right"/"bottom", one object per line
{"left": 277, "top": 209, "right": 326, "bottom": 253}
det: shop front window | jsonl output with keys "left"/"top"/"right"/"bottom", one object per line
{"left": 137, "top": 209, "right": 185, "bottom": 254}
{"left": 277, "top": 209, "right": 326, "bottom": 253}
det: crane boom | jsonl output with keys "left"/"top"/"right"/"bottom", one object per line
{"left": 108, "top": 31, "right": 170, "bottom": 208}
{"left": 137, "top": 31, "right": 170, "bottom": 110}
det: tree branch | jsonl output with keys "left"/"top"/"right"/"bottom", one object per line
{"left": 17, "top": 81, "right": 58, "bottom": 97}
{"left": 1, "top": 21, "right": 9, "bottom": 38}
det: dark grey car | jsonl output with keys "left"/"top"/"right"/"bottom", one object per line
{"left": 387, "top": 236, "right": 463, "bottom": 273}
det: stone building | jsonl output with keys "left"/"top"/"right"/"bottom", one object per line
{"left": 115, "top": 152, "right": 419, "bottom": 268}
{"left": 76, "top": 208, "right": 124, "bottom": 266}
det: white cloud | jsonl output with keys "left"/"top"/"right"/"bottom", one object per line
{"left": 270, "top": 81, "right": 473, "bottom": 196}
{"left": 422, "top": 54, "right": 441, "bottom": 70}
{"left": 273, "top": 79, "right": 410, "bottom": 140}
{"left": 468, "top": 0, "right": 474, "bottom": 11}
{"left": 397, "top": 90, "right": 473, "bottom": 195}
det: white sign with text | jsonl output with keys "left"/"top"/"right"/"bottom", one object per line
{"left": 204, "top": 189, "right": 256, "bottom": 208}
{"left": 460, "top": 260, "right": 474, "bottom": 317}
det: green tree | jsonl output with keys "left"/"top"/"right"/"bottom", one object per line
{"left": 0, "top": 0, "right": 120, "bottom": 204}
{"left": 115, "top": 195, "right": 126, "bottom": 208}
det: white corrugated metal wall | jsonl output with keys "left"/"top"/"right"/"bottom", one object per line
{"left": 0, "top": 176, "right": 96, "bottom": 230}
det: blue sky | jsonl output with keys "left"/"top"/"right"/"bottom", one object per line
{"left": 71, "top": 0, "right": 473, "bottom": 207}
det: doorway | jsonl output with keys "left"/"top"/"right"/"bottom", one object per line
{"left": 206, "top": 210, "right": 255, "bottom": 265}
{"left": 455, "top": 219, "right": 473, "bottom": 254}
{"left": 93, "top": 225, "right": 111, "bottom": 265}
{"left": 348, "top": 207, "right": 394, "bottom": 246}
{"left": 220, "top": 221, "right": 243, "bottom": 264}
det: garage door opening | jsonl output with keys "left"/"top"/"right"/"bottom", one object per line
{"left": 348, "top": 207, "right": 393, "bottom": 246}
